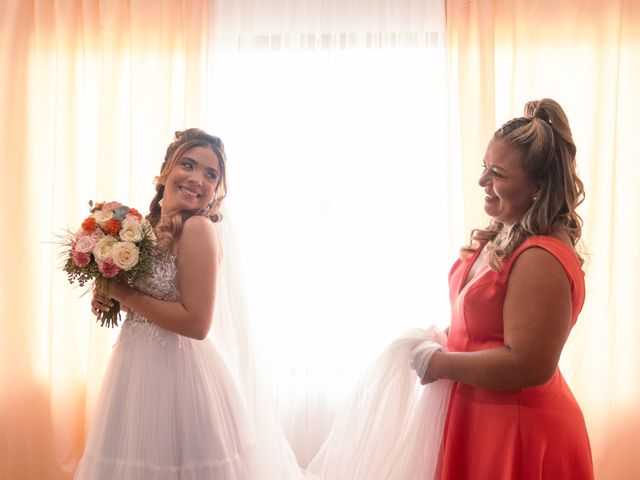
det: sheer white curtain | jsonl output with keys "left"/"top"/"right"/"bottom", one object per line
{"left": 205, "top": 0, "right": 451, "bottom": 465}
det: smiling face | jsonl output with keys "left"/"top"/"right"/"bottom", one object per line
{"left": 160, "top": 145, "right": 221, "bottom": 216}
{"left": 479, "top": 138, "right": 540, "bottom": 225}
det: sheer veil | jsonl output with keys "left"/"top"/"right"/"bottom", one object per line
{"left": 212, "top": 209, "right": 451, "bottom": 479}
{"left": 211, "top": 208, "right": 307, "bottom": 479}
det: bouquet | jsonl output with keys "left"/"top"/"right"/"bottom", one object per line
{"left": 62, "top": 200, "right": 156, "bottom": 327}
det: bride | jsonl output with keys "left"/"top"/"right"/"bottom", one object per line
{"left": 75, "top": 129, "right": 302, "bottom": 479}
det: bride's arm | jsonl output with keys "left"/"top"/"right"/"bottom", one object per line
{"left": 108, "top": 215, "right": 219, "bottom": 340}
{"left": 423, "top": 247, "right": 572, "bottom": 390}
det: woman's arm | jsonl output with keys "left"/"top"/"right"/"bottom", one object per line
{"left": 424, "top": 247, "right": 573, "bottom": 390}
{"left": 108, "top": 215, "right": 220, "bottom": 340}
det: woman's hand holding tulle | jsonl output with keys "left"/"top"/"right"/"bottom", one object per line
{"left": 409, "top": 326, "right": 447, "bottom": 385}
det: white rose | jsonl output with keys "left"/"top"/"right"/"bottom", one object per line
{"left": 93, "top": 235, "right": 117, "bottom": 262}
{"left": 119, "top": 219, "right": 143, "bottom": 243}
{"left": 111, "top": 241, "right": 140, "bottom": 270}
{"left": 93, "top": 209, "right": 113, "bottom": 226}
{"left": 74, "top": 235, "right": 96, "bottom": 254}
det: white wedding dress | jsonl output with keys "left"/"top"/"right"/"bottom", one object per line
{"left": 74, "top": 251, "right": 264, "bottom": 479}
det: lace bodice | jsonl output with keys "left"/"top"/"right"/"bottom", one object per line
{"left": 126, "top": 252, "right": 179, "bottom": 324}
{"left": 117, "top": 252, "right": 185, "bottom": 349}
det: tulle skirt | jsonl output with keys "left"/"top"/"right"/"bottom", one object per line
{"left": 74, "top": 319, "right": 261, "bottom": 480}
{"left": 306, "top": 328, "right": 452, "bottom": 480}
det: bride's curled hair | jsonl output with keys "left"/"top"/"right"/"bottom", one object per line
{"left": 147, "top": 128, "right": 227, "bottom": 250}
{"left": 463, "top": 98, "right": 585, "bottom": 269}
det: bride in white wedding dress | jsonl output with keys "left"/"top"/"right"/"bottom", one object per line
{"left": 74, "top": 129, "right": 302, "bottom": 479}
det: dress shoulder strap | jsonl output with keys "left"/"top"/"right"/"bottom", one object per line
{"left": 504, "top": 235, "right": 586, "bottom": 318}
{"left": 509, "top": 236, "right": 582, "bottom": 274}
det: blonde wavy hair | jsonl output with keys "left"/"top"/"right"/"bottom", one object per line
{"left": 147, "top": 128, "right": 228, "bottom": 250}
{"left": 462, "top": 98, "right": 585, "bottom": 270}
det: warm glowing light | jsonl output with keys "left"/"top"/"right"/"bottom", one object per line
{"left": 207, "top": 46, "right": 454, "bottom": 377}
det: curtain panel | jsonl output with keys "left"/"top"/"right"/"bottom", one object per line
{"left": 0, "top": 1, "right": 213, "bottom": 478}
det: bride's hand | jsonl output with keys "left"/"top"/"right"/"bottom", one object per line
{"left": 108, "top": 282, "right": 133, "bottom": 313}
{"left": 91, "top": 288, "right": 114, "bottom": 317}
{"left": 91, "top": 283, "right": 131, "bottom": 316}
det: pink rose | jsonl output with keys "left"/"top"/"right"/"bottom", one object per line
{"left": 72, "top": 250, "right": 91, "bottom": 268}
{"left": 91, "top": 229, "right": 106, "bottom": 241}
{"left": 74, "top": 235, "right": 96, "bottom": 254}
{"left": 105, "top": 201, "right": 122, "bottom": 209}
{"left": 98, "top": 260, "right": 120, "bottom": 278}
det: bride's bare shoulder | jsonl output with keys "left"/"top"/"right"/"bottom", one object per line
{"left": 178, "top": 216, "right": 219, "bottom": 257}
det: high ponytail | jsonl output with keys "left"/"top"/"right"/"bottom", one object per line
{"left": 463, "top": 99, "right": 584, "bottom": 269}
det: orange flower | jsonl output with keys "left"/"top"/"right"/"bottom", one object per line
{"left": 104, "top": 219, "right": 122, "bottom": 236}
{"left": 82, "top": 216, "right": 97, "bottom": 232}
{"left": 128, "top": 208, "right": 143, "bottom": 220}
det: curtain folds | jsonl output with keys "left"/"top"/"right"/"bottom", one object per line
{"left": 0, "top": 1, "right": 213, "bottom": 478}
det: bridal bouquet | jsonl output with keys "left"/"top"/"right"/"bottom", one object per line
{"left": 62, "top": 201, "right": 156, "bottom": 327}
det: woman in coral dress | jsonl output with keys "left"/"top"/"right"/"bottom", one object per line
{"left": 421, "top": 99, "right": 594, "bottom": 479}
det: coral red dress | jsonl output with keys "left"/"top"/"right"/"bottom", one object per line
{"left": 436, "top": 236, "right": 593, "bottom": 479}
